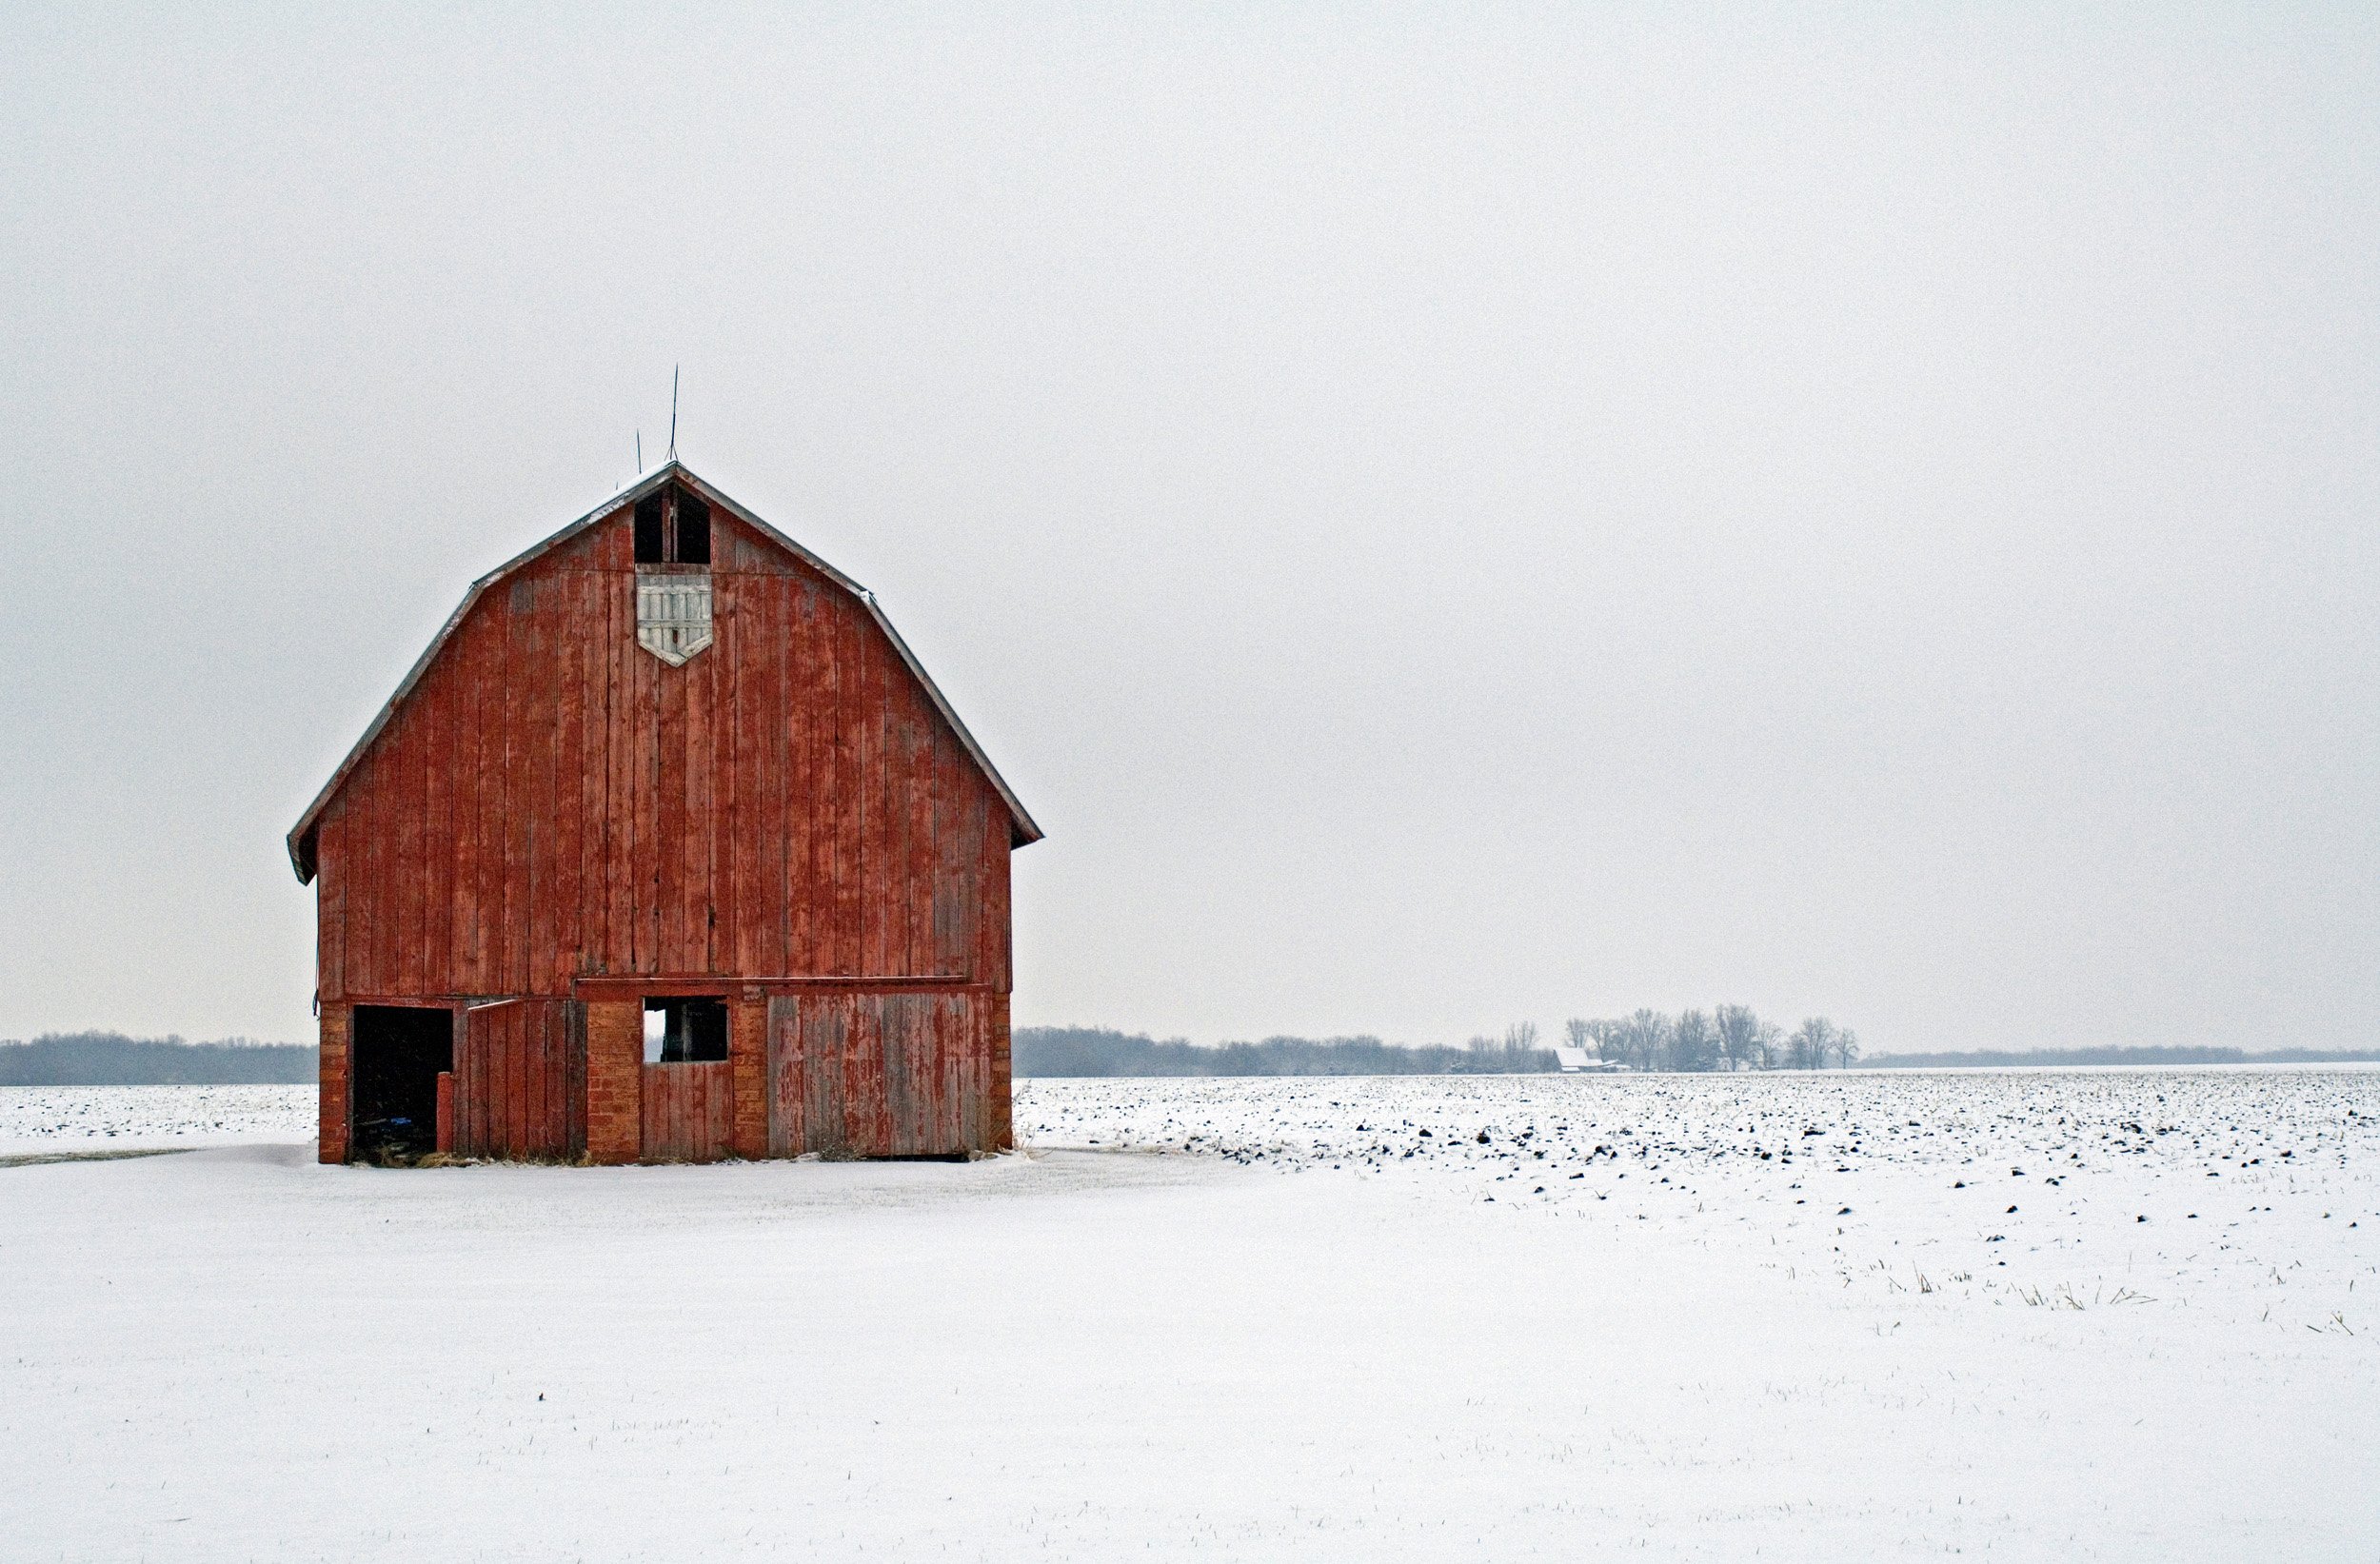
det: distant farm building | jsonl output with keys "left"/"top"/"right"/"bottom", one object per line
{"left": 287, "top": 463, "right": 1041, "bottom": 1164}
{"left": 1555, "top": 1047, "right": 1624, "bottom": 1073}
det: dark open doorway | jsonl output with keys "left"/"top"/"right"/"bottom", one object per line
{"left": 351, "top": 1005, "right": 454, "bottom": 1162}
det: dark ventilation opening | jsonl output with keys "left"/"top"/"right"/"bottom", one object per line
{"left": 673, "top": 489, "right": 711, "bottom": 564}
{"left": 634, "top": 493, "right": 665, "bottom": 564}
{"left": 644, "top": 997, "right": 728, "bottom": 1063}
{"left": 350, "top": 1005, "right": 454, "bottom": 1162}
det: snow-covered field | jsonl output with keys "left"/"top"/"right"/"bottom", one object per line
{"left": 4, "top": 1070, "right": 2375, "bottom": 1561}
{"left": 0, "top": 1083, "right": 314, "bottom": 1158}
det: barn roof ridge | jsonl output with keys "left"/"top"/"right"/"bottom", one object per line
{"left": 285, "top": 460, "right": 1041, "bottom": 882}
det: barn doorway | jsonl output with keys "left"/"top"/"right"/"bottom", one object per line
{"left": 350, "top": 1005, "right": 454, "bottom": 1162}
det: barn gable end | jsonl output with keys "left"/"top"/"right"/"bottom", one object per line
{"left": 288, "top": 460, "right": 1040, "bottom": 883}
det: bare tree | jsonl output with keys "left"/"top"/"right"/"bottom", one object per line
{"left": 1620, "top": 1008, "right": 1672, "bottom": 1072}
{"left": 1754, "top": 1020, "right": 1782, "bottom": 1070}
{"left": 1714, "top": 1004, "right": 1766, "bottom": 1071}
{"left": 1670, "top": 1009, "right": 1718, "bottom": 1072}
{"left": 1502, "top": 1020, "right": 1540, "bottom": 1058}
{"left": 1831, "top": 1026, "right": 1861, "bottom": 1070}
{"left": 1788, "top": 1017, "right": 1837, "bottom": 1070}
{"left": 1563, "top": 1018, "right": 1596, "bottom": 1058}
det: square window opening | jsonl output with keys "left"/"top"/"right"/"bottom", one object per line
{"left": 644, "top": 997, "right": 728, "bottom": 1064}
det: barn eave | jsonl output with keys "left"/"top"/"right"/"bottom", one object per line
{"left": 286, "top": 460, "right": 1042, "bottom": 884}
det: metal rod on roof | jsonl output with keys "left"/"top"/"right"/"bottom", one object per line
{"left": 668, "top": 365, "right": 679, "bottom": 460}
{"left": 636, "top": 429, "right": 642, "bottom": 472}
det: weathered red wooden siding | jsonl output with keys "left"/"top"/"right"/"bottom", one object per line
{"left": 764, "top": 990, "right": 993, "bottom": 1158}
{"left": 642, "top": 1062, "right": 734, "bottom": 1161}
{"left": 454, "top": 1000, "right": 585, "bottom": 1159}
{"left": 312, "top": 505, "right": 1014, "bottom": 1003}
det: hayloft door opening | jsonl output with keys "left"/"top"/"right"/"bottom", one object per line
{"left": 350, "top": 1004, "right": 454, "bottom": 1162}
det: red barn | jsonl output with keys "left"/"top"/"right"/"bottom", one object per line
{"left": 287, "top": 462, "right": 1041, "bottom": 1165}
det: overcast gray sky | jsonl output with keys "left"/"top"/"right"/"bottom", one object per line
{"left": 3, "top": 5, "right": 2373, "bottom": 1053}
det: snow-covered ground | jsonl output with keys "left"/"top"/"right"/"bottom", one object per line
{"left": 0, "top": 1083, "right": 314, "bottom": 1158}
{"left": 4, "top": 1070, "right": 2375, "bottom": 1561}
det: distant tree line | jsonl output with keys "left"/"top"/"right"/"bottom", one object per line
{"left": 1015, "top": 1026, "right": 1559, "bottom": 1078}
{"left": 1860, "top": 1043, "right": 2380, "bottom": 1069}
{"left": 1563, "top": 1007, "right": 1858, "bottom": 1072}
{"left": 0, "top": 1033, "right": 317, "bottom": 1086}
{"left": 1013, "top": 1014, "right": 1856, "bottom": 1077}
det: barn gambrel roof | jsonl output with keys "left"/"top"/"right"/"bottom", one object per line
{"left": 286, "top": 461, "right": 1042, "bottom": 882}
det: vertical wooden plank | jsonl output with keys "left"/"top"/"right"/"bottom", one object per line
{"left": 565, "top": 1000, "right": 588, "bottom": 1158}
{"left": 684, "top": 618, "right": 713, "bottom": 974}
{"left": 725, "top": 573, "right": 755, "bottom": 978}
{"left": 962, "top": 991, "right": 988, "bottom": 1154}
{"left": 845, "top": 992, "right": 886, "bottom": 1157}
{"left": 907, "top": 992, "right": 932, "bottom": 1157}
{"left": 513, "top": 1000, "right": 533, "bottom": 1155}
{"left": 472, "top": 610, "right": 502, "bottom": 994}
{"left": 655, "top": 629, "right": 685, "bottom": 971}
{"left": 765, "top": 997, "right": 799, "bottom": 1156}
{"left": 901, "top": 694, "right": 931, "bottom": 979}
{"left": 940, "top": 992, "right": 963, "bottom": 1155}
{"left": 854, "top": 619, "right": 883, "bottom": 977}
{"left": 515, "top": 1004, "right": 534, "bottom": 1158}
{"left": 543, "top": 576, "right": 565, "bottom": 993}
{"left": 879, "top": 993, "right": 906, "bottom": 1156}
{"left": 576, "top": 568, "right": 605, "bottom": 978}
{"left": 318, "top": 802, "right": 347, "bottom": 1005}
{"left": 635, "top": 585, "right": 661, "bottom": 973}
{"left": 483, "top": 995, "right": 506, "bottom": 1152}
{"left": 459, "top": 613, "right": 484, "bottom": 994}
{"left": 601, "top": 578, "right": 623, "bottom": 978}
{"left": 529, "top": 1001, "right": 552, "bottom": 1157}
{"left": 348, "top": 752, "right": 379, "bottom": 1000}
{"left": 480, "top": 1001, "right": 501, "bottom": 1158}
{"left": 450, "top": 618, "right": 479, "bottom": 993}
{"left": 419, "top": 669, "right": 453, "bottom": 998}
{"left": 502, "top": 583, "right": 529, "bottom": 1000}
{"left": 710, "top": 584, "right": 736, "bottom": 975}
{"left": 474, "top": 1002, "right": 496, "bottom": 1157}
{"left": 545, "top": 571, "right": 580, "bottom": 996}
{"left": 407, "top": 699, "right": 432, "bottom": 997}
{"left": 481, "top": 1002, "right": 500, "bottom": 1158}
{"left": 387, "top": 706, "right": 422, "bottom": 1000}
{"left": 455, "top": 1005, "right": 477, "bottom": 1158}
{"left": 803, "top": 995, "right": 847, "bottom": 1157}
{"left": 534, "top": 1001, "right": 552, "bottom": 1157}
{"left": 790, "top": 585, "right": 819, "bottom": 976}
{"left": 369, "top": 749, "right": 398, "bottom": 1000}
